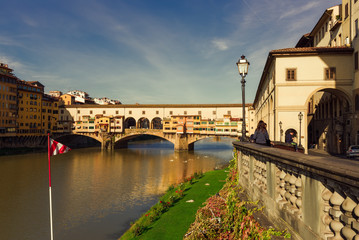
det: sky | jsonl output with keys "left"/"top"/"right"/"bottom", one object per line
{"left": 0, "top": 0, "right": 339, "bottom": 104}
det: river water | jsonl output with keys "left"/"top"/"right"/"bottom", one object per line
{"left": 0, "top": 138, "right": 233, "bottom": 240}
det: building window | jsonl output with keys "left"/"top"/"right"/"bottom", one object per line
{"left": 356, "top": 19, "right": 359, "bottom": 38}
{"left": 169, "top": 111, "right": 173, "bottom": 115}
{"left": 156, "top": 111, "right": 159, "bottom": 114}
{"left": 355, "top": 52, "right": 358, "bottom": 70}
{"left": 227, "top": 111, "right": 231, "bottom": 115}
{"left": 345, "top": 3, "right": 349, "bottom": 19}
{"left": 198, "top": 111, "right": 201, "bottom": 115}
{"left": 355, "top": 94, "right": 359, "bottom": 111}
{"left": 286, "top": 68, "right": 296, "bottom": 81}
{"left": 90, "top": 110, "right": 93, "bottom": 114}
{"left": 142, "top": 111, "right": 145, "bottom": 114}
{"left": 103, "top": 111, "right": 106, "bottom": 114}
{"left": 129, "top": 111, "right": 132, "bottom": 114}
{"left": 116, "top": 110, "right": 119, "bottom": 114}
{"left": 213, "top": 111, "right": 216, "bottom": 115}
{"left": 184, "top": 111, "right": 187, "bottom": 115}
{"left": 324, "top": 67, "right": 336, "bottom": 80}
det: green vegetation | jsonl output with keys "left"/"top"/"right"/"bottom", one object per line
{"left": 184, "top": 156, "right": 290, "bottom": 239}
{"left": 120, "top": 170, "right": 227, "bottom": 240}
{"left": 120, "top": 152, "right": 290, "bottom": 240}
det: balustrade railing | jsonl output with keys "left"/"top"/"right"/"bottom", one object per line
{"left": 233, "top": 141, "right": 359, "bottom": 240}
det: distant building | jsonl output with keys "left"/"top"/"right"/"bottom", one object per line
{"left": 0, "top": 63, "right": 17, "bottom": 136}
{"left": 60, "top": 94, "right": 76, "bottom": 105}
{"left": 17, "top": 80, "right": 44, "bottom": 135}
{"left": 94, "top": 97, "right": 121, "bottom": 105}
{"left": 42, "top": 94, "right": 60, "bottom": 134}
{"left": 48, "top": 90, "right": 62, "bottom": 98}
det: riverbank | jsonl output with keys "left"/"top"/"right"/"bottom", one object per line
{"left": 120, "top": 169, "right": 228, "bottom": 240}
{"left": 120, "top": 156, "right": 290, "bottom": 240}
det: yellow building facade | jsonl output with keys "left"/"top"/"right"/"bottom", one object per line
{"left": 0, "top": 63, "right": 17, "bottom": 136}
{"left": 41, "top": 94, "right": 60, "bottom": 134}
{"left": 17, "top": 81, "right": 44, "bottom": 135}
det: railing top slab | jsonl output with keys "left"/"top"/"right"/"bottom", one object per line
{"left": 233, "top": 141, "right": 359, "bottom": 188}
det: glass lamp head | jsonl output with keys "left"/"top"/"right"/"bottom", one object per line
{"left": 236, "top": 55, "right": 249, "bottom": 76}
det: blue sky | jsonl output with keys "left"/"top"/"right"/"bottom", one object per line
{"left": 0, "top": 0, "right": 338, "bottom": 104}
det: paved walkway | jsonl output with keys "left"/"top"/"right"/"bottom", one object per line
{"left": 308, "top": 148, "right": 349, "bottom": 159}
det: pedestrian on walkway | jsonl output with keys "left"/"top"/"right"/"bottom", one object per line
{"left": 285, "top": 131, "right": 298, "bottom": 151}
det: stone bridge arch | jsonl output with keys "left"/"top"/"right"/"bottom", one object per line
{"left": 53, "top": 132, "right": 102, "bottom": 148}
{"left": 113, "top": 129, "right": 175, "bottom": 149}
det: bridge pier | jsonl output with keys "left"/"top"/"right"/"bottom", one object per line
{"left": 174, "top": 134, "right": 193, "bottom": 151}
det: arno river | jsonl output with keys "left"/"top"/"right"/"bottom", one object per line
{"left": 0, "top": 137, "right": 233, "bottom": 240}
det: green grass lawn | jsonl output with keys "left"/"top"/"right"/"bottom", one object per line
{"left": 120, "top": 169, "right": 228, "bottom": 240}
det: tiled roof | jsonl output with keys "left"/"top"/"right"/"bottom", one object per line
{"left": 270, "top": 46, "right": 353, "bottom": 54}
{"left": 65, "top": 103, "right": 253, "bottom": 108}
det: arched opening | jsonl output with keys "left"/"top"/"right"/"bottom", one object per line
{"left": 306, "top": 88, "right": 351, "bottom": 154}
{"left": 284, "top": 128, "right": 297, "bottom": 143}
{"left": 151, "top": 117, "right": 163, "bottom": 129}
{"left": 124, "top": 117, "right": 136, "bottom": 129}
{"left": 137, "top": 117, "right": 150, "bottom": 129}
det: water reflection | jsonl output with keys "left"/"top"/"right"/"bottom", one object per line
{"left": 0, "top": 137, "right": 233, "bottom": 240}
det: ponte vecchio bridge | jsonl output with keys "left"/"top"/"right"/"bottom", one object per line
{"left": 59, "top": 104, "right": 254, "bottom": 150}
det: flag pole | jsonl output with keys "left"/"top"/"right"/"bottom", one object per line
{"left": 48, "top": 133, "right": 54, "bottom": 240}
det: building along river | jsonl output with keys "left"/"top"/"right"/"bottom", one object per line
{"left": 0, "top": 137, "right": 234, "bottom": 240}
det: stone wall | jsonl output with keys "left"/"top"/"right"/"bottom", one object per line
{"left": 233, "top": 141, "right": 359, "bottom": 240}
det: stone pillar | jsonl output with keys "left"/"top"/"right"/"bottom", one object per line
{"left": 174, "top": 134, "right": 189, "bottom": 151}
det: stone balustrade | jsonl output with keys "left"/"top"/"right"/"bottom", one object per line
{"left": 233, "top": 141, "right": 359, "bottom": 240}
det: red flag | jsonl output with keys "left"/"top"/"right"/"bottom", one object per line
{"left": 49, "top": 139, "right": 71, "bottom": 156}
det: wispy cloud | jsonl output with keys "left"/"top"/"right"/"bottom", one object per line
{"left": 212, "top": 39, "right": 229, "bottom": 51}
{"left": 279, "top": 2, "right": 321, "bottom": 20}
{"left": 0, "top": 0, "right": 339, "bottom": 104}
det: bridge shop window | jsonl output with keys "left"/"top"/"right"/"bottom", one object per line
{"left": 286, "top": 68, "right": 296, "bottom": 81}
{"left": 324, "top": 67, "right": 336, "bottom": 80}
{"left": 116, "top": 111, "right": 119, "bottom": 114}
{"left": 156, "top": 111, "right": 159, "bottom": 114}
{"left": 129, "top": 111, "right": 132, "bottom": 114}
{"left": 103, "top": 111, "right": 106, "bottom": 114}
{"left": 142, "top": 111, "right": 145, "bottom": 114}
{"left": 169, "top": 111, "right": 173, "bottom": 115}
{"left": 77, "top": 110, "right": 80, "bottom": 114}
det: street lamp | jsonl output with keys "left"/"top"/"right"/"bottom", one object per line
{"left": 298, "top": 112, "right": 303, "bottom": 146}
{"left": 236, "top": 55, "right": 250, "bottom": 141}
{"left": 279, "top": 121, "right": 283, "bottom": 142}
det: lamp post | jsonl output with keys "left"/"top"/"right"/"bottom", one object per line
{"left": 279, "top": 121, "right": 283, "bottom": 142}
{"left": 298, "top": 112, "right": 303, "bottom": 146}
{"left": 236, "top": 55, "right": 250, "bottom": 141}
